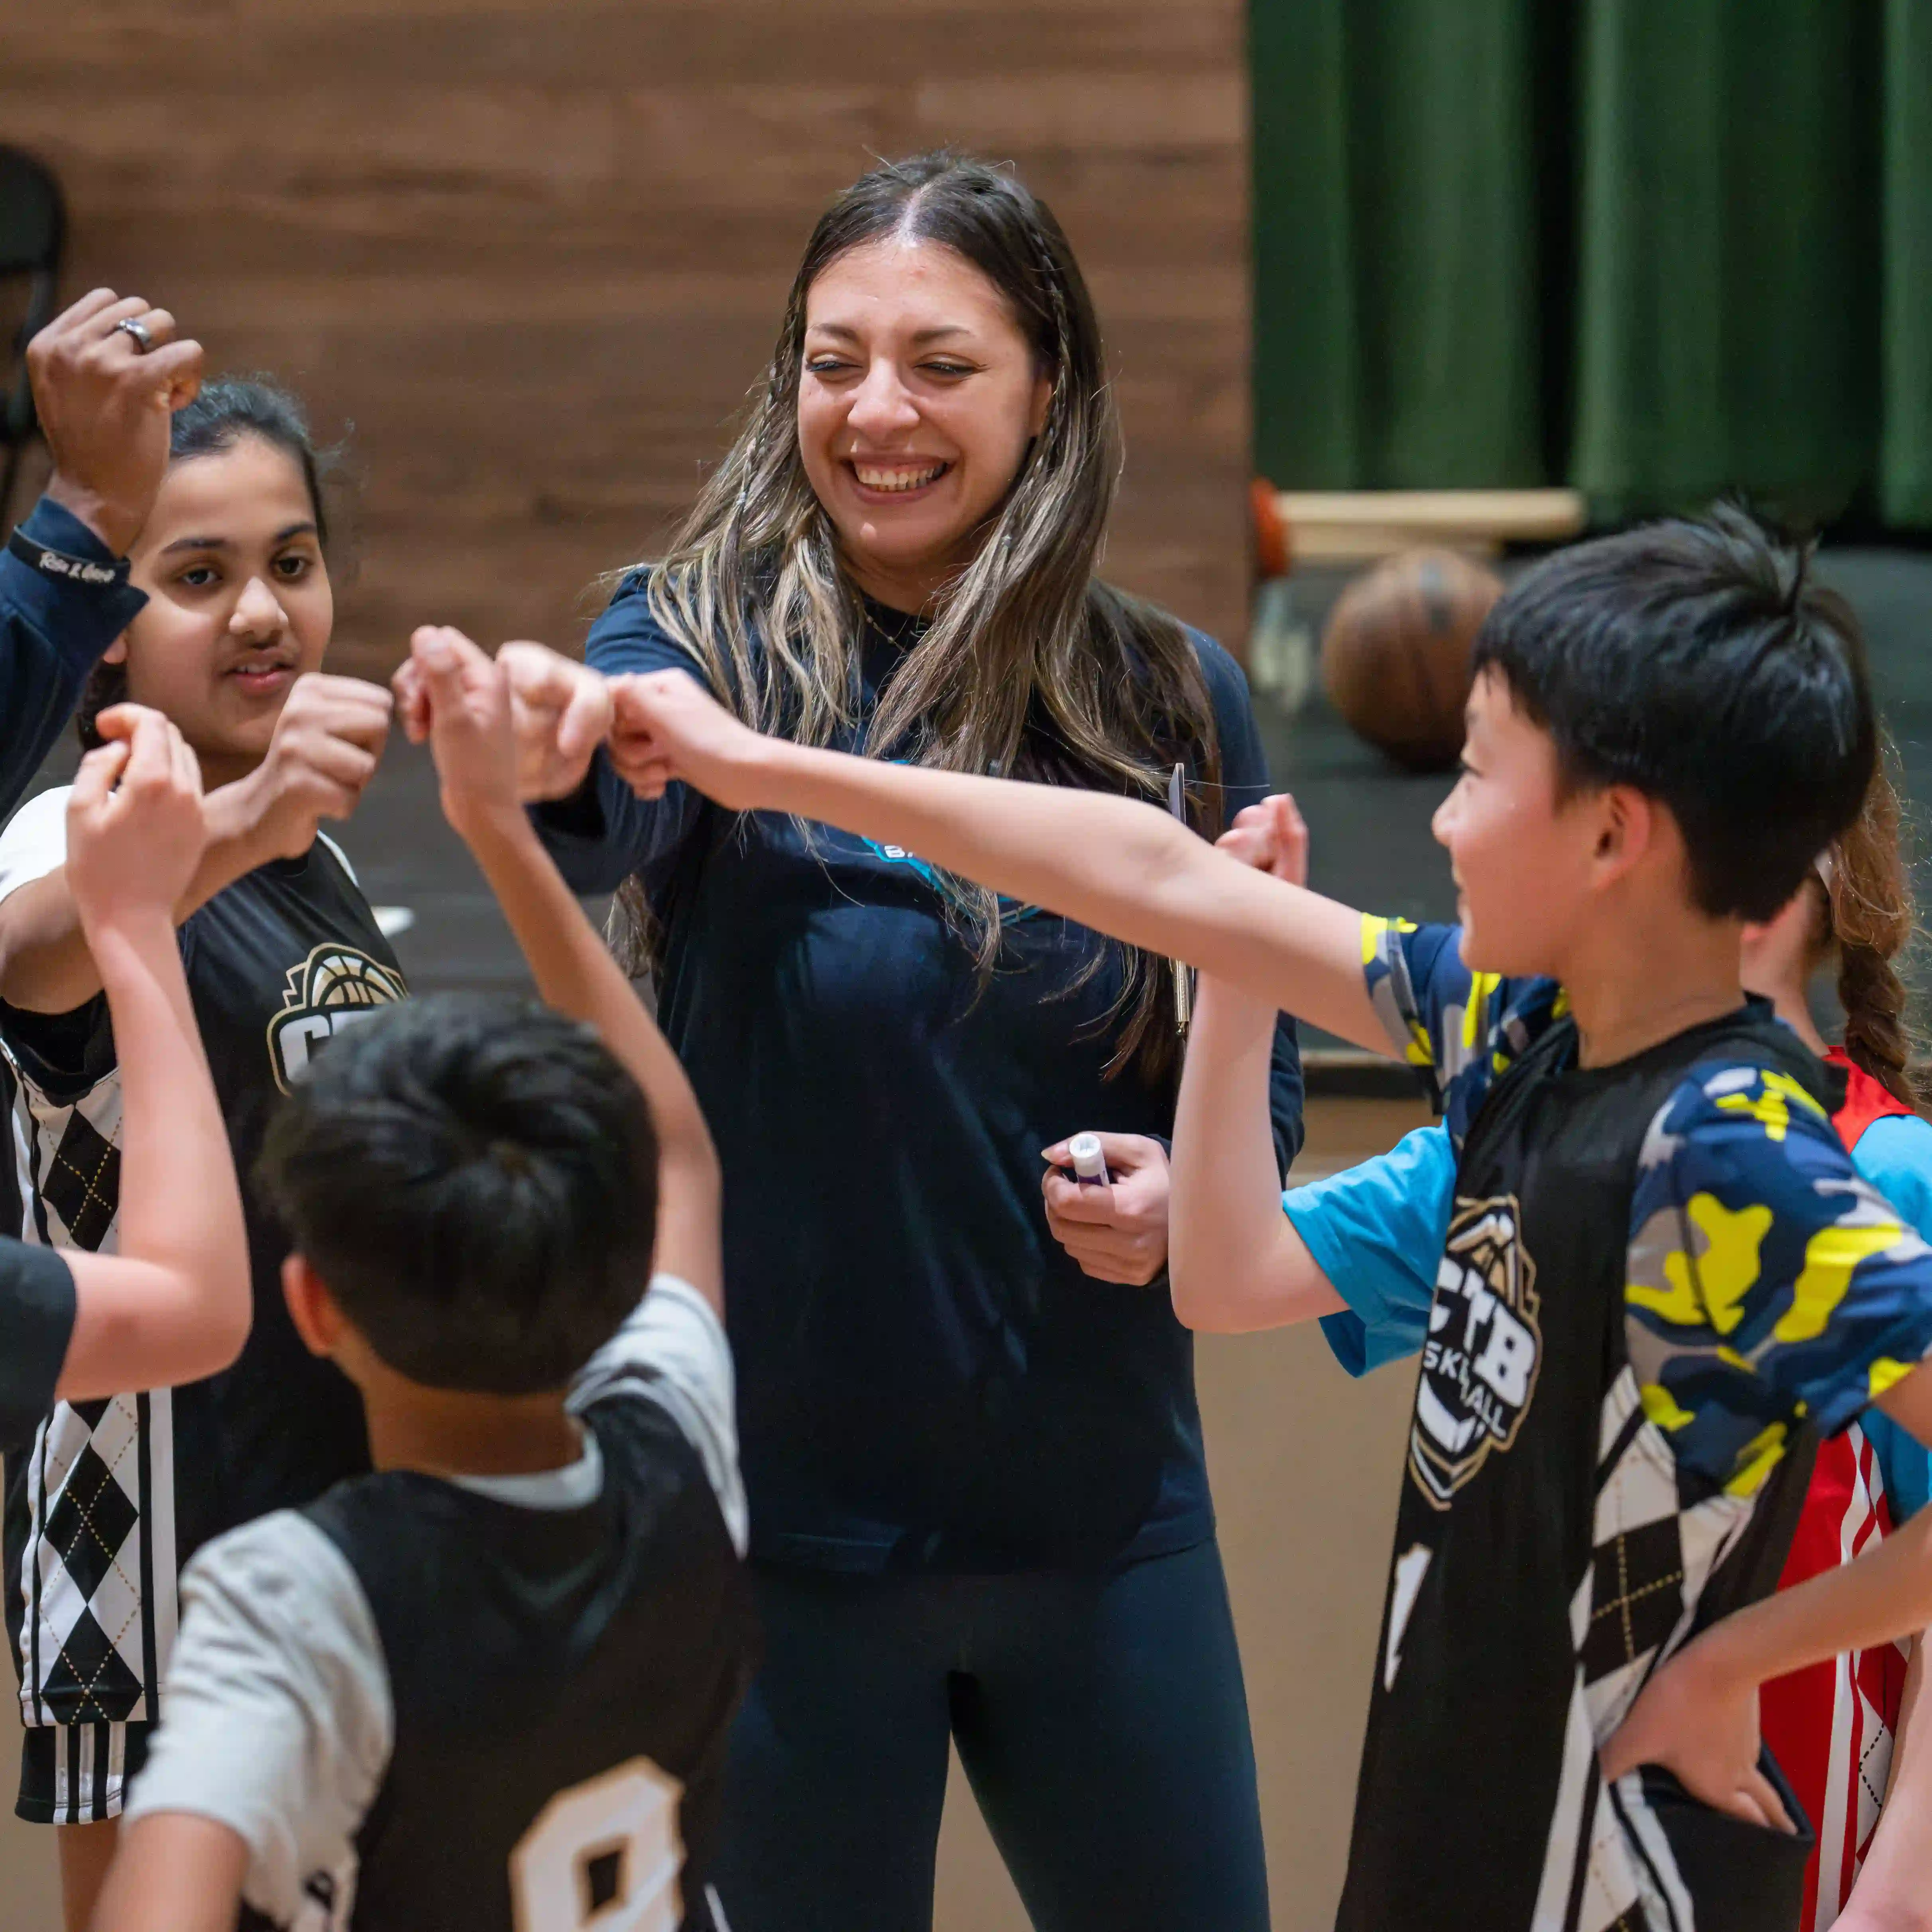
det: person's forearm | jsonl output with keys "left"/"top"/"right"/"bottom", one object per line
{"left": 0, "top": 780, "right": 278, "bottom": 1013}
{"left": 737, "top": 741, "right": 1386, "bottom": 1052}
{"left": 1701, "top": 1507, "right": 1932, "bottom": 1694}
{"left": 1170, "top": 976, "right": 1338, "bottom": 1331}
{"left": 1840, "top": 1635, "right": 1932, "bottom": 1930}
{"left": 59, "top": 909, "right": 249, "bottom": 1397}
{"left": 90, "top": 1813, "right": 249, "bottom": 1932}
{"left": 452, "top": 800, "right": 723, "bottom": 1300}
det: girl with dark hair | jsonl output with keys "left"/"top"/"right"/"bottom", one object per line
{"left": 1735, "top": 749, "right": 1932, "bottom": 1932}
{"left": 490, "top": 153, "right": 1296, "bottom": 1929}
{"left": 0, "top": 378, "right": 403, "bottom": 1929}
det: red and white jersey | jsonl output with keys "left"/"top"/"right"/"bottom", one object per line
{"left": 1761, "top": 1420, "right": 1912, "bottom": 1930}
{"left": 1758, "top": 1050, "right": 1918, "bottom": 1931}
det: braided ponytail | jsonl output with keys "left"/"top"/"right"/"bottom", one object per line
{"left": 1820, "top": 741, "right": 1929, "bottom": 1111}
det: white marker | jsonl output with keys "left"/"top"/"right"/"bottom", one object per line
{"left": 1067, "top": 1132, "right": 1110, "bottom": 1188}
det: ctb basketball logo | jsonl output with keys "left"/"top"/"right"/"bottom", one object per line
{"left": 1409, "top": 1194, "right": 1542, "bottom": 1509}
{"left": 267, "top": 945, "right": 408, "bottom": 1093}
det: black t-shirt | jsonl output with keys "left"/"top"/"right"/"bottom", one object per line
{"left": 537, "top": 581, "right": 1305, "bottom": 1571}
{"left": 0, "top": 804, "right": 406, "bottom": 1728}
{"left": 126, "top": 1278, "right": 753, "bottom": 1932}
{"left": 0, "top": 1241, "right": 73, "bottom": 1454}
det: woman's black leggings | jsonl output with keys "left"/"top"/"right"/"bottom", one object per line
{"left": 712, "top": 1538, "right": 1271, "bottom": 1932}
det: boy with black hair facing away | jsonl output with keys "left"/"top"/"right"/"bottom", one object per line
{"left": 602, "top": 509, "right": 1932, "bottom": 1932}
{"left": 93, "top": 627, "right": 754, "bottom": 1932}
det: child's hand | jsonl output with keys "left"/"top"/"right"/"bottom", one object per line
{"left": 66, "top": 706, "right": 205, "bottom": 930}
{"left": 1599, "top": 1637, "right": 1794, "bottom": 1833}
{"left": 406, "top": 626, "right": 520, "bottom": 830}
{"left": 1216, "top": 794, "right": 1309, "bottom": 886}
{"left": 226, "top": 672, "right": 393, "bottom": 861}
{"left": 399, "top": 640, "right": 614, "bottom": 804}
{"left": 607, "top": 671, "right": 765, "bottom": 806}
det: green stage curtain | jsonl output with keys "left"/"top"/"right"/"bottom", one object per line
{"left": 1252, "top": 0, "right": 1932, "bottom": 527}
{"left": 1885, "top": 0, "right": 1932, "bottom": 523}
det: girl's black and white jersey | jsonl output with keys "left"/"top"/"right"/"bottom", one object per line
{"left": 0, "top": 786, "right": 406, "bottom": 1818}
{"left": 124, "top": 1278, "right": 755, "bottom": 1932}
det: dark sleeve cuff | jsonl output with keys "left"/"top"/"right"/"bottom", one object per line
{"left": 530, "top": 764, "right": 610, "bottom": 846}
{"left": 4, "top": 502, "right": 149, "bottom": 663}
{"left": 0, "top": 1243, "right": 76, "bottom": 1450}
{"left": 20, "top": 496, "right": 121, "bottom": 564}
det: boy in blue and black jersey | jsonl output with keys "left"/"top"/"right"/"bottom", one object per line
{"left": 602, "top": 508, "right": 1932, "bottom": 1932}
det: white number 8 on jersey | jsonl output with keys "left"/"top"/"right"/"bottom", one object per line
{"left": 510, "top": 1758, "right": 686, "bottom": 1932}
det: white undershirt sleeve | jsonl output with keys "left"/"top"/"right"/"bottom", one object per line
{"left": 570, "top": 1273, "right": 747, "bottom": 1555}
{"left": 0, "top": 785, "right": 71, "bottom": 904}
{"left": 123, "top": 1510, "right": 393, "bottom": 1926}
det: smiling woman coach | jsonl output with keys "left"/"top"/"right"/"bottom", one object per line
{"left": 505, "top": 153, "right": 1301, "bottom": 1932}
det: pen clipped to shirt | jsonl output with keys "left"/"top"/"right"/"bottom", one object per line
{"left": 1169, "top": 763, "right": 1193, "bottom": 1037}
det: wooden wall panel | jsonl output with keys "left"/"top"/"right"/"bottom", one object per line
{"left": 0, "top": 0, "right": 1251, "bottom": 672}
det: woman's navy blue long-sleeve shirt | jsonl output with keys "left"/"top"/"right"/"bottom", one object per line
{"left": 536, "top": 580, "right": 1304, "bottom": 1572}
{"left": 1, "top": 500, "right": 145, "bottom": 818}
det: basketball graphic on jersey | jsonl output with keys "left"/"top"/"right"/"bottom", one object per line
{"left": 1410, "top": 1194, "right": 1543, "bottom": 1508}
{"left": 267, "top": 944, "right": 409, "bottom": 1092}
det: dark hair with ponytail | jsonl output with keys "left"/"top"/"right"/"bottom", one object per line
{"left": 1812, "top": 737, "right": 1929, "bottom": 1111}
{"left": 75, "top": 377, "right": 336, "bottom": 749}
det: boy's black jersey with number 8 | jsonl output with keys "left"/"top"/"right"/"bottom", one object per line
{"left": 124, "top": 1278, "right": 757, "bottom": 1932}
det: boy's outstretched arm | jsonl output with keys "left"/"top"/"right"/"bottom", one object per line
{"left": 55, "top": 708, "right": 251, "bottom": 1399}
{"left": 605, "top": 669, "right": 1388, "bottom": 1055}
{"left": 406, "top": 628, "right": 722, "bottom": 1312}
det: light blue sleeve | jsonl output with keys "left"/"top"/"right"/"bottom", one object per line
{"left": 1284, "top": 1124, "right": 1456, "bottom": 1378}
{"left": 1851, "top": 1111, "right": 1932, "bottom": 1520}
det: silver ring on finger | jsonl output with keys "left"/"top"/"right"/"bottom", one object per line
{"left": 114, "top": 317, "right": 154, "bottom": 354}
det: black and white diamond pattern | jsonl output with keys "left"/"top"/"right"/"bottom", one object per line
{"left": 1580, "top": 1514, "right": 1684, "bottom": 1686}
{"left": 1535, "top": 1368, "right": 1766, "bottom": 1928}
{"left": 43, "top": 1442, "right": 138, "bottom": 1604}
{"left": 6, "top": 1040, "right": 172, "bottom": 1732}
{"left": 41, "top": 1108, "right": 120, "bottom": 1253}
{"left": 22, "top": 1392, "right": 159, "bottom": 1728}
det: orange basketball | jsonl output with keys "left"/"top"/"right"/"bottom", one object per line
{"left": 1320, "top": 550, "right": 1504, "bottom": 772}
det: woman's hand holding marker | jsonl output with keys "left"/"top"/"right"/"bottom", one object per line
{"left": 1040, "top": 1132, "right": 1176, "bottom": 1287}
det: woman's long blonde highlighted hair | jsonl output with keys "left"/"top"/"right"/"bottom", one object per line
{"left": 613, "top": 152, "right": 1224, "bottom": 1078}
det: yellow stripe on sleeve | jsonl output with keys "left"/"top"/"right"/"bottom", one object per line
{"left": 1640, "top": 1384, "right": 1696, "bottom": 1432}
{"left": 1775, "top": 1222, "right": 1909, "bottom": 1344}
{"left": 1625, "top": 1196, "right": 1771, "bottom": 1334}
{"left": 1869, "top": 1356, "right": 1918, "bottom": 1401}
{"left": 1724, "top": 1421, "right": 1789, "bottom": 1497}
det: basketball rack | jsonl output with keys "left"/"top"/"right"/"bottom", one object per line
{"left": 1254, "top": 485, "right": 1588, "bottom": 572}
